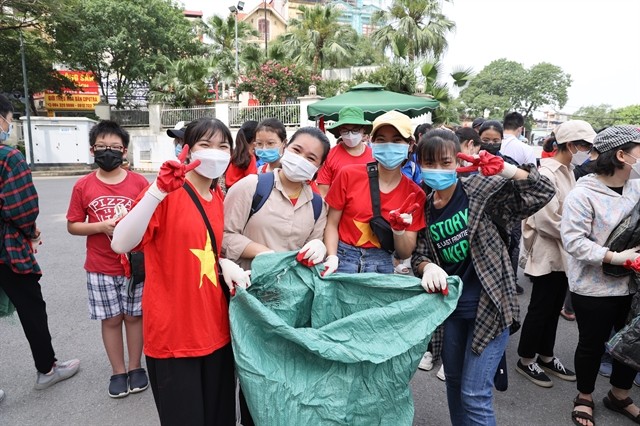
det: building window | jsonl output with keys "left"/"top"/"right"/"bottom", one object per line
{"left": 258, "top": 18, "right": 270, "bottom": 41}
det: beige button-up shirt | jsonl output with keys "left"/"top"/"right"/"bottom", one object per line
{"left": 222, "top": 169, "right": 327, "bottom": 270}
{"left": 522, "top": 157, "right": 574, "bottom": 276}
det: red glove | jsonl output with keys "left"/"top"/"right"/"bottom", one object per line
{"left": 389, "top": 192, "right": 420, "bottom": 233}
{"left": 456, "top": 151, "right": 505, "bottom": 176}
{"left": 157, "top": 145, "right": 201, "bottom": 193}
{"left": 623, "top": 258, "right": 640, "bottom": 273}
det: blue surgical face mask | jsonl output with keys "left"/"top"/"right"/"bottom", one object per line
{"left": 372, "top": 142, "right": 409, "bottom": 170}
{"left": 0, "top": 115, "right": 13, "bottom": 143}
{"left": 255, "top": 148, "right": 282, "bottom": 164}
{"left": 421, "top": 168, "right": 458, "bottom": 190}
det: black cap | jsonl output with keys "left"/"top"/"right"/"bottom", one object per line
{"left": 166, "top": 128, "right": 185, "bottom": 139}
{"left": 472, "top": 117, "right": 486, "bottom": 129}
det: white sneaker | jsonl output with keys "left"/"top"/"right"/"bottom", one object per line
{"left": 436, "top": 364, "right": 445, "bottom": 381}
{"left": 418, "top": 351, "right": 434, "bottom": 371}
{"left": 35, "top": 359, "right": 80, "bottom": 390}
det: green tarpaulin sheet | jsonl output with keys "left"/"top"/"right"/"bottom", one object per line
{"left": 230, "top": 252, "right": 461, "bottom": 426}
{"left": 0, "top": 287, "right": 15, "bottom": 317}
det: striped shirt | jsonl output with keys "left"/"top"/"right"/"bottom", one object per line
{"left": 412, "top": 166, "right": 555, "bottom": 355}
{"left": 0, "top": 145, "right": 40, "bottom": 274}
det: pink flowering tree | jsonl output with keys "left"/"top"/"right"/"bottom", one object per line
{"left": 238, "top": 61, "right": 320, "bottom": 105}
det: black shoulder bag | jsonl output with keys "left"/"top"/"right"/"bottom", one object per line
{"left": 367, "top": 162, "right": 395, "bottom": 253}
{"left": 183, "top": 183, "right": 231, "bottom": 304}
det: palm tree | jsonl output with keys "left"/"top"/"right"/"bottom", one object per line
{"left": 204, "top": 14, "right": 258, "bottom": 79}
{"left": 281, "top": 4, "right": 357, "bottom": 73}
{"left": 420, "top": 59, "right": 473, "bottom": 125}
{"left": 371, "top": 0, "right": 455, "bottom": 62}
{"left": 150, "top": 57, "right": 220, "bottom": 107}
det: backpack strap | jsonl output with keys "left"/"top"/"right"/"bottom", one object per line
{"left": 310, "top": 192, "right": 322, "bottom": 223}
{"left": 366, "top": 162, "right": 382, "bottom": 217}
{"left": 249, "top": 171, "right": 322, "bottom": 224}
{"left": 248, "top": 172, "right": 275, "bottom": 221}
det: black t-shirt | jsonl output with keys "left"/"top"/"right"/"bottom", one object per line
{"left": 429, "top": 181, "right": 482, "bottom": 318}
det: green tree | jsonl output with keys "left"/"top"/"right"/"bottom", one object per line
{"left": 614, "top": 104, "right": 640, "bottom": 125}
{"left": 281, "top": 4, "right": 357, "bottom": 73}
{"left": 371, "top": 0, "right": 455, "bottom": 62}
{"left": 571, "top": 104, "right": 616, "bottom": 129}
{"left": 204, "top": 14, "right": 258, "bottom": 80}
{"left": 52, "top": 0, "right": 202, "bottom": 108}
{"left": 149, "top": 57, "right": 218, "bottom": 107}
{"left": 460, "top": 59, "right": 571, "bottom": 119}
{"left": 420, "top": 59, "right": 473, "bottom": 125}
{"left": 0, "top": 1, "right": 78, "bottom": 113}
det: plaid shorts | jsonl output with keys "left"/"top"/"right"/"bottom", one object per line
{"left": 86, "top": 272, "right": 143, "bottom": 320}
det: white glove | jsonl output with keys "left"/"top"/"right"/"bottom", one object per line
{"left": 219, "top": 258, "right": 252, "bottom": 291}
{"left": 146, "top": 180, "right": 168, "bottom": 202}
{"left": 498, "top": 162, "right": 518, "bottom": 179}
{"left": 610, "top": 246, "right": 640, "bottom": 265}
{"left": 321, "top": 255, "right": 339, "bottom": 277}
{"left": 421, "top": 263, "right": 449, "bottom": 294}
{"left": 297, "top": 239, "right": 327, "bottom": 266}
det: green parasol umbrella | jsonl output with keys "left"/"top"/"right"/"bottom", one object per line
{"left": 307, "top": 82, "right": 440, "bottom": 122}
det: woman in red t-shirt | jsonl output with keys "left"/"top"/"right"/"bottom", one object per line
{"left": 322, "top": 111, "right": 427, "bottom": 276}
{"left": 225, "top": 120, "right": 258, "bottom": 190}
{"left": 111, "top": 118, "right": 251, "bottom": 426}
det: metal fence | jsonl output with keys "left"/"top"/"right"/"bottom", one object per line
{"left": 161, "top": 106, "right": 216, "bottom": 127}
{"left": 229, "top": 103, "right": 300, "bottom": 128}
{"left": 110, "top": 109, "right": 149, "bottom": 127}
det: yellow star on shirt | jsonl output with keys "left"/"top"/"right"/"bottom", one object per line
{"left": 353, "top": 219, "right": 381, "bottom": 248}
{"left": 189, "top": 232, "right": 218, "bottom": 288}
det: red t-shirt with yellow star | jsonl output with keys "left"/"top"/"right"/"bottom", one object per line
{"left": 138, "top": 181, "right": 230, "bottom": 359}
{"left": 325, "top": 164, "right": 426, "bottom": 249}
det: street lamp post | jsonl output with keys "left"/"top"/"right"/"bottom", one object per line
{"left": 228, "top": 2, "right": 245, "bottom": 79}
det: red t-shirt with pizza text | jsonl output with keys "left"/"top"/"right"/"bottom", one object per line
{"left": 316, "top": 143, "right": 374, "bottom": 186}
{"left": 66, "top": 170, "right": 149, "bottom": 275}
{"left": 325, "top": 164, "right": 426, "bottom": 248}
{"left": 138, "top": 182, "right": 230, "bottom": 358}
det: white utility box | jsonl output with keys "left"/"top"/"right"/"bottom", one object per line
{"left": 20, "top": 117, "right": 96, "bottom": 165}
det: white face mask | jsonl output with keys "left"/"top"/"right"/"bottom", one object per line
{"left": 190, "top": 149, "right": 230, "bottom": 179}
{"left": 280, "top": 150, "right": 318, "bottom": 182}
{"left": 342, "top": 131, "right": 363, "bottom": 148}
{"left": 570, "top": 147, "right": 590, "bottom": 166}
{"left": 623, "top": 152, "right": 640, "bottom": 180}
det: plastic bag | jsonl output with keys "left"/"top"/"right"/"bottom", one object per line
{"left": 0, "top": 286, "right": 15, "bottom": 317}
{"left": 230, "top": 252, "right": 461, "bottom": 426}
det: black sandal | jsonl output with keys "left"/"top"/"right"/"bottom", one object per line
{"left": 603, "top": 390, "right": 640, "bottom": 424}
{"left": 572, "top": 395, "right": 595, "bottom": 426}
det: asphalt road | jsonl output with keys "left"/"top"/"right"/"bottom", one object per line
{"left": 1, "top": 175, "right": 638, "bottom": 425}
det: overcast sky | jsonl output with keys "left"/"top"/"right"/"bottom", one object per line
{"left": 182, "top": 0, "right": 640, "bottom": 113}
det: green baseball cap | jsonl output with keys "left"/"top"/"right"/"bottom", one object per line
{"left": 326, "top": 106, "right": 372, "bottom": 137}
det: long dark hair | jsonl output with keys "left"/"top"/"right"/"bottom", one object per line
{"left": 416, "top": 129, "right": 460, "bottom": 164}
{"left": 231, "top": 120, "right": 258, "bottom": 169}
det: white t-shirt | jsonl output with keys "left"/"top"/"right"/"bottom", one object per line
{"left": 500, "top": 134, "right": 537, "bottom": 165}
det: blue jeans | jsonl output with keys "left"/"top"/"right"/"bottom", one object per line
{"left": 336, "top": 241, "right": 394, "bottom": 274}
{"left": 442, "top": 318, "right": 509, "bottom": 426}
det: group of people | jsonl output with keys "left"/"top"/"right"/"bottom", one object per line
{"left": 2, "top": 90, "right": 639, "bottom": 426}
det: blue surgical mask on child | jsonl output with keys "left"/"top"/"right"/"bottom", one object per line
{"left": 421, "top": 168, "right": 458, "bottom": 190}
{"left": 255, "top": 148, "right": 282, "bottom": 163}
{"left": 372, "top": 143, "right": 409, "bottom": 170}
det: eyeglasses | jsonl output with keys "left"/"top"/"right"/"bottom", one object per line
{"left": 339, "top": 128, "right": 362, "bottom": 136}
{"left": 94, "top": 144, "right": 125, "bottom": 152}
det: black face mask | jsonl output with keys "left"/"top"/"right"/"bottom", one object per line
{"left": 94, "top": 149, "right": 123, "bottom": 172}
{"left": 480, "top": 142, "right": 501, "bottom": 155}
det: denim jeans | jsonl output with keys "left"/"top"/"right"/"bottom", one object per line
{"left": 442, "top": 318, "right": 509, "bottom": 426}
{"left": 336, "top": 241, "right": 394, "bottom": 274}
